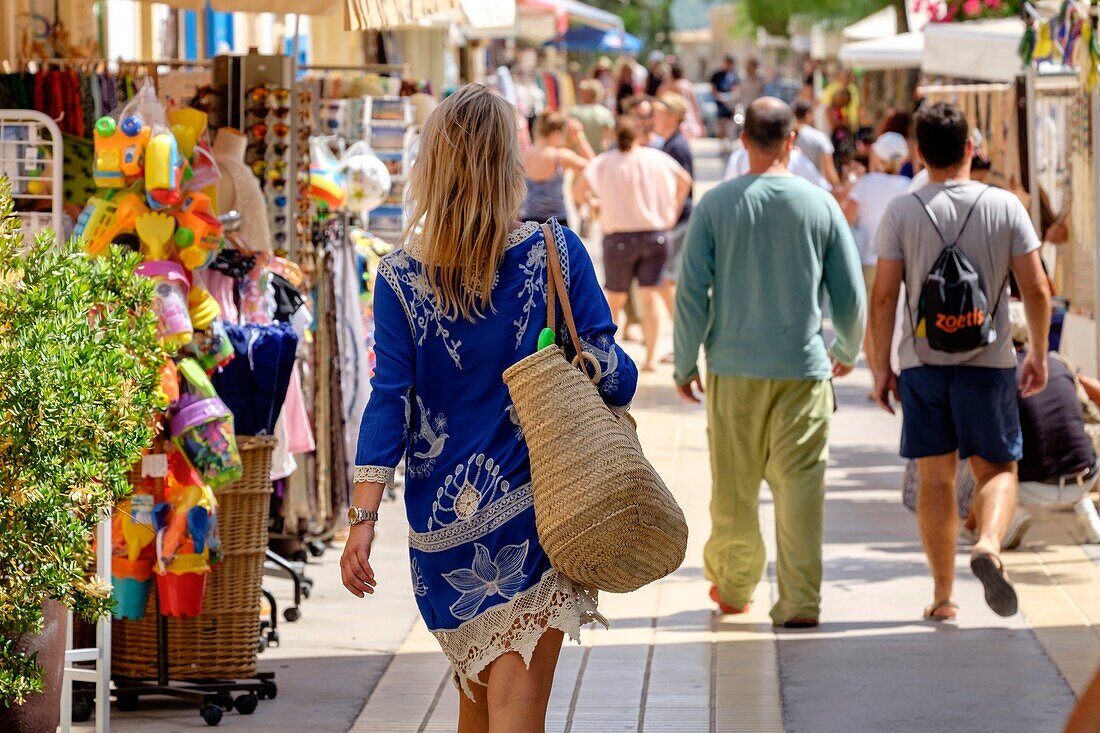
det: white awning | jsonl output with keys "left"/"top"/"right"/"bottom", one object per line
{"left": 921, "top": 17, "right": 1025, "bottom": 82}
{"left": 461, "top": 0, "right": 517, "bottom": 36}
{"left": 562, "top": 0, "right": 622, "bottom": 30}
{"left": 842, "top": 6, "right": 898, "bottom": 41}
{"left": 344, "top": 0, "right": 460, "bottom": 30}
{"left": 839, "top": 31, "right": 923, "bottom": 70}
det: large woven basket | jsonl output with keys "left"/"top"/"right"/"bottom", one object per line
{"left": 112, "top": 436, "right": 276, "bottom": 680}
{"left": 504, "top": 345, "right": 688, "bottom": 593}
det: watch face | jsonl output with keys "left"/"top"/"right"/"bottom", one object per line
{"left": 347, "top": 507, "right": 359, "bottom": 524}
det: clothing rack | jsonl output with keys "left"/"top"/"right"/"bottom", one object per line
{"left": 299, "top": 62, "right": 409, "bottom": 76}
{"left": 29, "top": 58, "right": 212, "bottom": 72}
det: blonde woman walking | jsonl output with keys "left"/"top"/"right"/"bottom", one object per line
{"left": 341, "top": 84, "right": 638, "bottom": 732}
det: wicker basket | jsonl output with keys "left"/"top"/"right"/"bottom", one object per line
{"left": 112, "top": 436, "right": 276, "bottom": 680}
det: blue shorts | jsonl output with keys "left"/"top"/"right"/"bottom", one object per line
{"left": 898, "top": 365, "right": 1022, "bottom": 463}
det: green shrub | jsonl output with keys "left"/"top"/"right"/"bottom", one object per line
{"left": 0, "top": 178, "right": 166, "bottom": 705}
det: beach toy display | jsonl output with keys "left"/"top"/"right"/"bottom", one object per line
{"left": 93, "top": 114, "right": 150, "bottom": 188}
{"left": 137, "top": 261, "right": 193, "bottom": 350}
{"left": 170, "top": 396, "right": 242, "bottom": 490}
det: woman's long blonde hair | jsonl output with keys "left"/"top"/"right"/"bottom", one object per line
{"left": 401, "top": 84, "right": 526, "bottom": 321}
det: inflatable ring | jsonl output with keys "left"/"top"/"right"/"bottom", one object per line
{"left": 573, "top": 352, "right": 602, "bottom": 385}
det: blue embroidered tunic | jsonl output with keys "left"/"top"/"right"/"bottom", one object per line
{"left": 354, "top": 220, "right": 638, "bottom": 693}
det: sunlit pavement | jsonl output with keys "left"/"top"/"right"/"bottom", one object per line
{"left": 86, "top": 139, "right": 1097, "bottom": 733}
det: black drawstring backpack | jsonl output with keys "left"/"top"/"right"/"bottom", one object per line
{"left": 912, "top": 187, "right": 1008, "bottom": 353}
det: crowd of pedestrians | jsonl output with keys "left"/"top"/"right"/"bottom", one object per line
{"left": 341, "top": 54, "right": 1100, "bottom": 731}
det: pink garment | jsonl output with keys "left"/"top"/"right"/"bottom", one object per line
{"left": 584, "top": 146, "right": 685, "bottom": 234}
{"left": 281, "top": 366, "right": 315, "bottom": 455}
{"left": 193, "top": 269, "right": 240, "bottom": 324}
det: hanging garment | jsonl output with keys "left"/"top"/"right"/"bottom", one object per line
{"left": 194, "top": 269, "right": 241, "bottom": 325}
{"left": 212, "top": 322, "right": 299, "bottom": 436}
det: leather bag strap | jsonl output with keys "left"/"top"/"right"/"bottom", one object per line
{"left": 541, "top": 222, "right": 592, "bottom": 379}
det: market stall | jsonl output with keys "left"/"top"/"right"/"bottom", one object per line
{"left": 0, "top": 1, "right": 456, "bottom": 726}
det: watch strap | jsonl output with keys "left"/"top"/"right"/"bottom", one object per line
{"left": 349, "top": 507, "right": 379, "bottom": 526}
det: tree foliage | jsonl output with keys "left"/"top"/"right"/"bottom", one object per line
{"left": 746, "top": 0, "right": 901, "bottom": 35}
{"left": 0, "top": 178, "right": 165, "bottom": 706}
{"left": 585, "top": 0, "right": 676, "bottom": 51}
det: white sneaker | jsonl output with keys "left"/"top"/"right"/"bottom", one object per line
{"left": 1074, "top": 497, "right": 1100, "bottom": 544}
{"left": 959, "top": 526, "right": 978, "bottom": 544}
{"left": 1002, "top": 509, "right": 1033, "bottom": 551}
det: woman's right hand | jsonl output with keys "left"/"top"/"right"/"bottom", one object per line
{"left": 341, "top": 524, "right": 378, "bottom": 598}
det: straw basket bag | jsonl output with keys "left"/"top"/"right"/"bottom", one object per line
{"left": 503, "top": 223, "right": 688, "bottom": 593}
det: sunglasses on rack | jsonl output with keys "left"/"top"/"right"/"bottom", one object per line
{"left": 248, "top": 87, "right": 269, "bottom": 106}
{"left": 248, "top": 123, "right": 268, "bottom": 141}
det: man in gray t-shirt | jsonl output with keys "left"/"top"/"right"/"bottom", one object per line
{"left": 875, "top": 180, "right": 1040, "bottom": 371}
{"left": 869, "top": 102, "right": 1051, "bottom": 624}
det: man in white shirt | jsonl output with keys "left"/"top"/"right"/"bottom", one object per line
{"left": 724, "top": 144, "right": 831, "bottom": 191}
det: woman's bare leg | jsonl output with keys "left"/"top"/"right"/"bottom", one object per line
{"left": 458, "top": 682, "right": 490, "bottom": 733}
{"left": 484, "top": 629, "right": 565, "bottom": 733}
{"left": 638, "top": 286, "right": 660, "bottom": 371}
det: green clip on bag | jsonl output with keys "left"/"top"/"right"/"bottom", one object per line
{"left": 503, "top": 222, "right": 688, "bottom": 594}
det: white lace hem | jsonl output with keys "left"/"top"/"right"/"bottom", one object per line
{"left": 354, "top": 465, "right": 395, "bottom": 486}
{"left": 432, "top": 569, "right": 606, "bottom": 699}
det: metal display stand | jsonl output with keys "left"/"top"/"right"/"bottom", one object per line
{"left": 97, "top": 596, "right": 277, "bottom": 727}
{"left": 0, "top": 109, "right": 63, "bottom": 243}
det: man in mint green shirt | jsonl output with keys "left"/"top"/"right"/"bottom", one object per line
{"left": 674, "top": 97, "right": 865, "bottom": 627}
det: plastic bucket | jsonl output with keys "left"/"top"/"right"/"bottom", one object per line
{"left": 112, "top": 576, "right": 153, "bottom": 620}
{"left": 156, "top": 568, "right": 207, "bottom": 618}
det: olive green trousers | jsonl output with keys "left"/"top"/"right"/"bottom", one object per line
{"left": 704, "top": 373, "right": 833, "bottom": 625}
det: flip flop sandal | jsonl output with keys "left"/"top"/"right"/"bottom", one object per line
{"left": 970, "top": 552, "right": 1018, "bottom": 617}
{"left": 922, "top": 599, "right": 959, "bottom": 622}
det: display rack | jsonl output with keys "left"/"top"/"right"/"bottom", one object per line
{"left": 363, "top": 96, "right": 415, "bottom": 243}
{"left": 214, "top": 51, "right": 298, "bottom": 257}
{"left": 0, "top": 109, "right": 63, "bottom": 243}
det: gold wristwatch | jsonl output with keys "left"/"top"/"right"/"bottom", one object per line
{"left": 347, "top": 507, "right": 379, "bottom": 527}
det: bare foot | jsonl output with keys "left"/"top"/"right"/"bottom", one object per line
{"left": 922, "top": 599, "right": 958, "bottom": 622}
{"left": 641, "top": 363, "right": 657, "bottom": 373}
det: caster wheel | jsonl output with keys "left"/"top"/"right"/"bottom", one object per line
{"left": 291, "top": 549, "right": 308, "bottom": 563}
{"left": 258, "top": 636, "right": 268, "bottom": 654}
{"left": 268, "top": 631, "right": 280, "bottom": 647}
{"left": 116, "top": 694, "right": 139, "bottom": 712}
{"left": 71, "top": 699, "right": 92, "bottom": 723}
{"left": 301, "top": 584, "right": 312, "bottom": 599}
{"left": 262, "top": 680, "right": 278, "bottom": 700}
{"left": 307, "top": 540, "right": 326, "bottom": 557}
{"left": 233, "top": 694, "right": 258, "bottom": 715}
{"left": 201, "top": 703, "right": 223, "bottom": 726}
{"left": 283, "top": 606, "right": 301, "bottom": 622}
{"left": 214, "top": 691, "right": 234, "bottom": 709}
